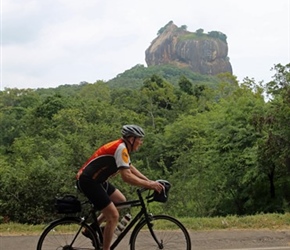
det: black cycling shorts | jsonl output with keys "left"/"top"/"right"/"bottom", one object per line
{"left": 77, "top": 174, "right": 116, "bottom": 211}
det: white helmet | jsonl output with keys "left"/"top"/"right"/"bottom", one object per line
{"left": 121, "top": 125, "right": 145, "bottom": 138}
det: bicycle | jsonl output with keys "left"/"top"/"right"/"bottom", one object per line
{"left": 37, "top": 180, "right": 191, "bottom": 250}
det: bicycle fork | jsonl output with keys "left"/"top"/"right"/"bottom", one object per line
{"left": 146, "top": 214, "right": 164, "bottom": 249}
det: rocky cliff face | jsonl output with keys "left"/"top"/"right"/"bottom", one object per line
{"left": 145, "top": 23, "right": 232, "bottom": 75}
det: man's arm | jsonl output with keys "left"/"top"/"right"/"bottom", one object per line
{"left": 130, "top": 164, "right": 149, "bottom": 181}
{"left": 119, "top": 168, "right": 163, "bottom": 192}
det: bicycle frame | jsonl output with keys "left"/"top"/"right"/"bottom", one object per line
{"left": 37, "top": 180, "right": 191, "bottom": 250}
{"left": 84, "top": 188, "right": 160, "bottom": 250}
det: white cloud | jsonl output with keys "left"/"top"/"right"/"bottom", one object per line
{"left": 1, "top": 0, "right": 289, "bottom": 89}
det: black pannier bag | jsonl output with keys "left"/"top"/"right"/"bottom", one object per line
{"left": 55, "top": 194, "right": 81, "bottom": 213}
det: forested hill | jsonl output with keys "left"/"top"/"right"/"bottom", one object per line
{"left": 0, "top": 63, "right": 290, "bottom": 224}
{"left": 29, "top": 64, "right": 218, "bottom": 95}
{"left": 105, "top": 64, "right": 218, "bottom": 89}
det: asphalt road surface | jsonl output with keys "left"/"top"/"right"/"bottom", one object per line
{"left": 1, "top": 229, "right": 290, "bottom": 250}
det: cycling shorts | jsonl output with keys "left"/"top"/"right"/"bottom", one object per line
{"left": 77, "top": 174, "right": 116, "bottom": 211}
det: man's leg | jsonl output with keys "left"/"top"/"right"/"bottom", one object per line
{"left": 97, "top": 188, "right": 126, "bottom": 224}
{"left": 101, "top": 202, "right": 119, "bottom": 250}
{"left": 110, "top": 188, "right": 126, "bottom": 203}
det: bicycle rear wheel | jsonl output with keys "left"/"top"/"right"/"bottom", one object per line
{"left": 37, "top": 217, "right": 99, "bottom": 250}
{"left": 130, "top": 214, "right": 191, "bottom": 250}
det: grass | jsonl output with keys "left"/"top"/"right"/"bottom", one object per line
{"left": 0, "top": 223, "right": 47, "bottom": 236}
{"left": 1, "top": 213, "right": 290, "bottom": 236}
{"left": 179, "top": 213, "right": 290, "bottom": 231}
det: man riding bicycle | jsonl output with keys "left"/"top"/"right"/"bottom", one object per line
{"left": 76, "top": 124, "right": 163, "bottom": 250}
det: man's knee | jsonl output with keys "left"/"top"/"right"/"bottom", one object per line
{"left": 102, "top": 203, "right": 119, "bottom": 222}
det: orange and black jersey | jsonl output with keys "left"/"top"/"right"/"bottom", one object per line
{"left": 76, "top": 139, "right": 131, "bottom": 183}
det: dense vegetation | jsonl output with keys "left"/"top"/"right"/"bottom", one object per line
{"left": 157, "top": 21, "right": 227, "bottom": 42}
{"left": 0, "top": 63, "right": 289, "bottom": 224}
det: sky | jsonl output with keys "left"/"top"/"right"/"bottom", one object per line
{"left": 0, "top": 0, "right": 289, "bottom": 90}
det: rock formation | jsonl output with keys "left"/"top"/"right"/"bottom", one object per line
{"left": 145, "top": 22, "right": 232, "bottom": 75}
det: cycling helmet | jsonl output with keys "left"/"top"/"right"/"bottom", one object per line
{"left": 152, "top": 180, "right": 171, "bottom": 203}
{"left": 121, "top": 124, "right": 145, "bottom": 138}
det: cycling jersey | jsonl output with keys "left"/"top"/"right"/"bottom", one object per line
{"left": 76, "top": 139, "right": 131, "bottom": 183}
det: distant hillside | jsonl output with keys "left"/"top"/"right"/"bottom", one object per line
{"left": 33, "top": 64, "right": 223, "bottom": 94}
{"left": 106, "top": 64, "right": 220, "bottom": 89}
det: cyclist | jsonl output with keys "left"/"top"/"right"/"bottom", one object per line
{"left": 76, "top": 124, "right": 164, "bottom": 250}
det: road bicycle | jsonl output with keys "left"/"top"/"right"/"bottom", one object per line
{"left": 37, "top": 180, "right": 191, "bottom": 250}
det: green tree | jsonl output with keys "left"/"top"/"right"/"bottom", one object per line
{"left": 34, "top": 94, "right": 69, "bottom": 120}
{"left": 180, "top": 25, "right": 187, "bottom": 30}
{"left": 140, "top": 74, "right": 177, "bottom": 128}
{"left": 178, "top": 76, "right": 193, "bottom": 95}
{"left": 254, "top": 63, "right": 290, "bottom": 211}
{"left": 196, "top": 28, "right": 204, "bottom": 36}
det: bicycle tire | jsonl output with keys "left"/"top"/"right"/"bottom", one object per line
{"left": 37, "top": 217, "right": 99, "bottom": 250}
{"left": 130, "top": 214, "right": 191, "bottom": 250}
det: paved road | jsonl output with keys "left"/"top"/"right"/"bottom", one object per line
{"left": 1, "top": 229, "right": 290, "bottom": 249}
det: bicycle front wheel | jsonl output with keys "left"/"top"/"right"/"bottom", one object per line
{"left": 37, "top": 217, "right": 99, "bottom": 250}
{"left": 130, "top": 214, "right": 191, "bottom": 250}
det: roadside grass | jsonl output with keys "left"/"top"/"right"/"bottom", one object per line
{"left": 179, "top": 213, "right": 290, "bottom": 230}
{"left": 1, "top": 213, "right": 290, "bottom": 235}
{"left": 0, "top": 223, "right": 47, "bottom": 235}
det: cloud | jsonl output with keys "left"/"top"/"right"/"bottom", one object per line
{"left": 1, "top": 0, "right": 289, "bottom": 89}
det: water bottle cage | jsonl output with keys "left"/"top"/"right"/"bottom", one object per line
{"left": 114, "top": 213, "right": 132, "bottom": 236}
{"left": 117, "top": 224, "right": 125, "bottom": 231}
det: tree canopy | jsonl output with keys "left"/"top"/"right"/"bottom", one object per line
{"left": 0, "top": 63, "right": 290, "bottom": 224}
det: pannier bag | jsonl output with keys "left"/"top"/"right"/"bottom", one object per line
{"left": 55, "top": 194, "right": 81, "bottom": 213}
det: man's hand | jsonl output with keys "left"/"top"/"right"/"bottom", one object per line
{"left": 149, "top": 180, "right": 164, "bottom": 193}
